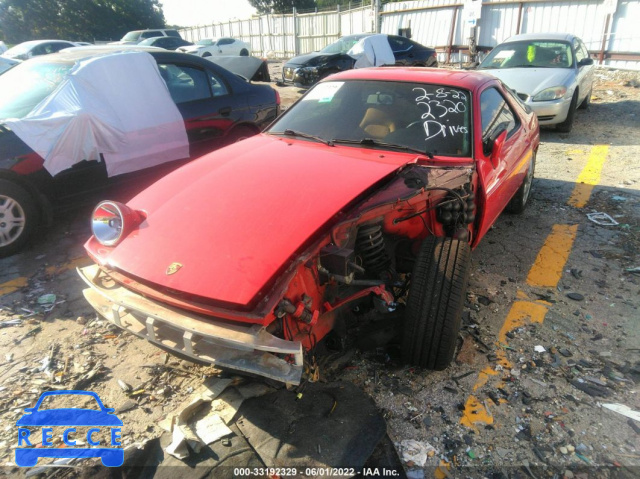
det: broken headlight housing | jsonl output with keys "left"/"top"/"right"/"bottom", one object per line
{"left": 91, "top": 201, "right": 143, "bottom": 247}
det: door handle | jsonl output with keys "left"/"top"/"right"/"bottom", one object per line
{"left": 219, "top": 106, "right": 232, "bottom": 116}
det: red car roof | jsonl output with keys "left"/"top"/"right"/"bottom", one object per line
{"left": 326, "top": 67, "right": 496, "bottom": 91}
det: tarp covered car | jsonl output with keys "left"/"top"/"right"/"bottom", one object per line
{"left": 79, "top": 68, "right": 539, "bottom": 385}
{"left": 0, "top": 47, "right": 279, "bottom": 257}
{"left": 282, "top": 34, "right": 438, "bottom": 88}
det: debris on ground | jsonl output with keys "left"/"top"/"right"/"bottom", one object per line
{"left": 587, "top": 211, "right": 619, "bottom": 226}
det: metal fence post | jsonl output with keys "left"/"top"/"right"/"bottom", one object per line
{"left": 374, "top": 0, "right": 380, "bottom": 34}
{"left": 259, "top": 17, "right": 264, "bottom": 58}
{"left": 447, "top": 7, "right": 459, "bottom": 64}
{"left": 293, "top": 7, "right": 298, "bottom": 56}
{"left": 282, "top": 12, "right": 286, "bottom": 57}
{"left": 599, "top": 13, "right": 611, "bottom": 64}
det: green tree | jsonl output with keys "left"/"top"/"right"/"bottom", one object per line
{"left": 0, "top": 0, "right": 166, "bottom": 43}
{"left": 248, "top": 0, "right": 316, "bottom": 15}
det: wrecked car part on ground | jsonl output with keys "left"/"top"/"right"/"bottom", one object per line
{"left": 79, "top": 68, "right": 539, "bottom": 384}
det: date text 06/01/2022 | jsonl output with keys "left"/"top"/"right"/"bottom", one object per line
{"left": 233, "top": 468, "right": 400, "bottom": 476}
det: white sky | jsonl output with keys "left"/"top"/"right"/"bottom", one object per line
{"left": 161, "top": 0, "right": 257, "bottom": 27}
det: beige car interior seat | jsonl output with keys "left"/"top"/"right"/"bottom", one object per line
{"left": 359, "top": 106, "right": 398, "bottom": 139}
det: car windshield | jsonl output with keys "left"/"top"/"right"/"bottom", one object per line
{"left": 320, "top": 36, "right": 368, "bottom": 54}
{"left": 0, "top": 60, "right": 73, "bottom": 119}
{"left": 479, "top": 40, "right": 573, "bottom": 69}
{"left": 197, "top": 39, "right": 215, "bottom": 46}
{"left": 268, "top": 80, "right": 471, "bottom": 157}
{"left": 122, "top": 31, "right": 142, "bottom": 42}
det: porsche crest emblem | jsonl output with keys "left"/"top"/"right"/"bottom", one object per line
{"left": 166, "top": 262, "right": 183, "bottom": 275}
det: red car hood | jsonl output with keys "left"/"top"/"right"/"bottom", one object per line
{"left": 98, "top": 135, "right": 410, "bottom": 308}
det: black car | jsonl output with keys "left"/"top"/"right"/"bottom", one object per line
{"left": 138, "top": 36, "right": 194, "bottom": 51}
{"left": 282, "top": 34, "right": 438, "bottom": 88}
{"left": 0, "top": 47, "right": 280, "bottom": 257}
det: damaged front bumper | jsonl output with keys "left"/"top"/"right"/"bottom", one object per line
{"left": 282, "top": 65, "right": 319, "bottom": 88}
{"left": 77, "top": 265, "right": 303, "bottom": 384}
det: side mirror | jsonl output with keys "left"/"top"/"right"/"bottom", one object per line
{"left": 483, "top": 130, "right": 508, "bottom": 168}
{"left": 578, "top": 57, "right": 594, "bottom": 67}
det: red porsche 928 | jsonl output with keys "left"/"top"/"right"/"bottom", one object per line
{"left": 79, "top": 68, "right": 539, "bottom": 384}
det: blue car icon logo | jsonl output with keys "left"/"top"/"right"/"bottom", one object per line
{"left": 15, "top": 390, "right": 123, "bottom": 467}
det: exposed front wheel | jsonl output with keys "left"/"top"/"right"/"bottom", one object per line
{"left": 505, "top": 151, "right": 536, "bottom": 214}
{"left": 402, "top": 236, "right": 471, "bottom": 370}
{"left": 202, "top": 52, "right": 212, "bottom": 58}
{"left": 0, "top": 180, "right": 39, "bottom": 258}
{"left": 240, "top": 49, "right": 249, "bottom": 56}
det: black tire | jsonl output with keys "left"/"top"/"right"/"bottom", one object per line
{"left": 505, "top": 151, "right": 536, "bottom": 214}
{"left": 556, "top": 91, "right": 578, "bottom": 133}
{"left": 225, "top": 126, "right": 257, "bottom": 145}
{"left": 402, "top": 236, "right": 471, "bottom": 370}
{"left": 0, "top": 179, "right": 39, "bottom": 258}
{"left": 202, "top": 52, "right": 211, "bottom": 58}
{"left": 578, "top": 87, "right": 591, "bottom": 110}
{"left": 240, "top": 49, "right": 249, "bottom": 56}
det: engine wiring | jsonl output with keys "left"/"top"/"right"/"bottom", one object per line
{"left": 393, "top": 186, "right": 469, "bottom": 224}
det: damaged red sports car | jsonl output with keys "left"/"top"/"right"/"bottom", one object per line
{"left": 79, "top": 68, "right": 539, "bottom": 384}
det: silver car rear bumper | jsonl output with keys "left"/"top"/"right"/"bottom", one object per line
{"left": 77, "top": 265, "right": 303, "bottom": 384}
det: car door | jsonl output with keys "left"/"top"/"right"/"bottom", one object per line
{"left": 157, "top": 60, "right": 243, "bottom": 158}
{"left": 574, "top": 38, "right": 594, "bottom": 102}
{"left": 387, "top": 35, "right": 415, "bottom": 65}
{"left": 474, "top": 84, "right": 532, "bottom": 242}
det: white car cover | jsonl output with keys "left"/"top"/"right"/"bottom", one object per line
{"left": 347, "top": 34, "right": 395, "bottom": 69}
{"left": 5, "top": 51, "right": 189, "bottom": 177}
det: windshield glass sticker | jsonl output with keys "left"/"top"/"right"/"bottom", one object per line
{"left": 304, "top": 82, "right": 344, "bottom": 103}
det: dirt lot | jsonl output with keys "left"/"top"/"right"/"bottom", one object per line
{"left": 0, "top": 65, "right": 639, "bottom": 478}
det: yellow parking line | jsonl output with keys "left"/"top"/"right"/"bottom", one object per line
{"left": 0, "top": 256, "right": 90, "bottom": 298}
{"left": 45, "top": 256, "right": 91, "bottom": 276}
{"left": 567, "top": 144, "right": 609, "bottom": 208}
{"left": 461, "top": 145, "right": 608, "bottom": 430}
{"left": 0, "top": 277, "right": 29, "bottom": 297}
{"left": 526, "top": 224, "right": 579, "bottom": 288}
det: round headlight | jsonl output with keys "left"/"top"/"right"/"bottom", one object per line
{"left": 91, "top": 201, "right": 142, "bottom": 247}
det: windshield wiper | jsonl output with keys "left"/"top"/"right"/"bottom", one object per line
{"left": 270, "top": 129, "right": 334, "bottom": 146}
{"left": 332, "top": 138, "right": 434, "bottom": 159}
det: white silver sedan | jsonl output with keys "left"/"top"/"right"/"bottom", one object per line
{"left": 177, "top": 37, "right": 251, "bottom": 57}
{"left": 478, "top": 33, "right": 595, "bottom": 133}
